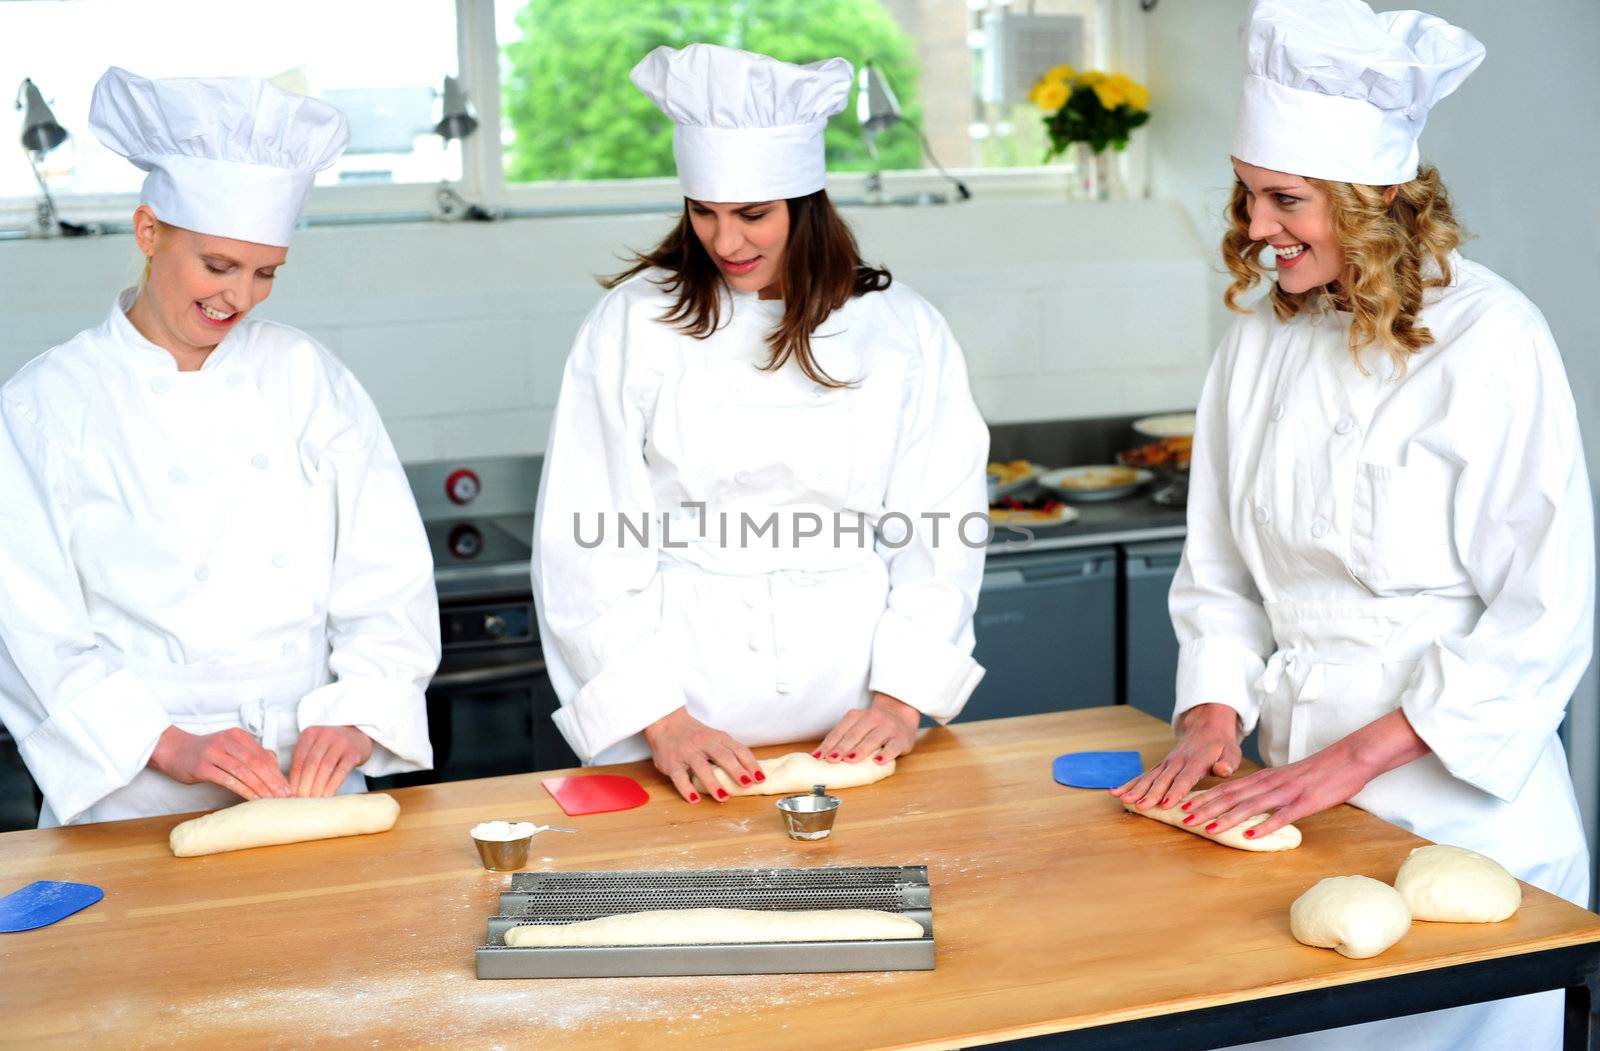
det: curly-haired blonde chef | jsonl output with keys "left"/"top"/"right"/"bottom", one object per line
{"left": 0, "top": 68, "right": 438, "bottom": 826}
{"left": 1112, "top": 2, "right": 1590, "bottom": 1046}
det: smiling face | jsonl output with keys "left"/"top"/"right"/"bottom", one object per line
{"left": 1231, "top": 158, "right": 1344, "bottom": 295}
{"left": 127, "top": 205, "right": 286, "bottom": 367}
{"left": 686, "top": 199, "right": 789, "bottom": 297}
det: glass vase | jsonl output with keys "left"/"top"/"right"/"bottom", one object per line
{"left": 1067, "top": 141, "right": 1122, "bottom": 202}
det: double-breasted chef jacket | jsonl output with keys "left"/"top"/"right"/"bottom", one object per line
{"left": 1173, "top": 253, "right": 1592, "bottom": 1049}
{"left": 0, "top": 291, "right": 440, "bottom": 825}
{"left": 533, "top": 274, "right": 990, "bottom": 765}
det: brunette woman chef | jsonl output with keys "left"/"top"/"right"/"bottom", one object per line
{"left": 0, "top": 69, "right": 438, "bottom": 826}
{"left": 532, "top": 44, "right": 988, "bottom": 801}
{"left": 1113, "top": 2, "right": 1591, "bottom": 1047}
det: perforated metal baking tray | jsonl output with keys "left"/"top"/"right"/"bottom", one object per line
{"left": 476, "top": 865, "right": 934, "bottom": 978}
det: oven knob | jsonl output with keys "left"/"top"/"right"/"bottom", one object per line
{"left": 483, "top": 613, "right": 508, "bottom": 639}
{"left": 445, "top": 468, "right": 481, "bottom": 505}
{"left": 447, "top": 523, "right": 483, "bottom": 560}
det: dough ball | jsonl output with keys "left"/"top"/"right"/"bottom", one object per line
{"left": 1290, "top": 875, "right": 1411, "bottom": 959}
{"left": 1394, "top": 844, "right": 1521, "bottom": 923}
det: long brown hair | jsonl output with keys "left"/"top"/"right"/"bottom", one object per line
{"left": 602, "top": 191, "right": 891, "bottom": 387}
{"left": 1222, "top": 165, "right": 1465, "bottom": 372}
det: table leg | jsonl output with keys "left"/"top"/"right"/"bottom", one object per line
{"left": 1564, "top": 981, "right": 1591, "bottom": 1051}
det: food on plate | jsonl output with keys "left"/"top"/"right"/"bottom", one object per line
{"left": 1393, "top": 844, "right": 1521, "bottom": 923}
{"left": 1119, "top": 435, "right": 1193, "bottom": 472}
{"left": 989, "top": 496, "right": 1074, "bottom": 526}
{"left": 1122, "top": 791, "right": 1301, "bottom": 852}
{"left": 1290, "top": 876, "right": 1412, "bottom": 959}
{"left": 986, "top": 460, "right": 1037, "bottom": 486}
{"left": 1056, "top": 466, "right": 1140, "bottom": 490}
{"left": 1132, "top": 412, "right": 1197, "bottom": 438}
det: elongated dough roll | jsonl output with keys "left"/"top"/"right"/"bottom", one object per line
{"left": 503, "top": 908, "right": 923, "bottom": 947}
{"left": 1122, "top": 791, "right": 1301, "bottom": 852}
{"left": 169, "top": 793, "right": 401, "bottom": 857}
{"left": 694, "top": 752, "right": 896, "bottom": 797}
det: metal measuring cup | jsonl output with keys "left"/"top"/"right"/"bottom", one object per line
{"left": 776, "top": 784, "right": 841, "bottom": 841}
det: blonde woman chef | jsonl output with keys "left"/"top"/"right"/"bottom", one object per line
{"left": 0, "top": 68, "right": 438, "bottom": 826}
{"left": 1115, "top": 3, "right": 1591, "bottom": 1048}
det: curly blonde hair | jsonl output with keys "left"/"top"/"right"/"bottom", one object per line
{"left": 1221, "top": 165, "right": 1465, "bottom": 371}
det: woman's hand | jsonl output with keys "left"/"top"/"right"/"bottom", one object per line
{"left": 148, "top": 726, "right": 292, "bottom": 801}
{"left": 816, "top": 692, "right": 920, "bottom": 766}
{"left": 642, "top": 707, "right": 764, "bottom": 803}
{"left": 289, "top": 725, "right": 375, "bottom": 797}
{"left": 1176, "top": 709, "right": 1430, "bottom": 839}
{"left": 1108, "top": 702, "right": 1242, "bottom": 811}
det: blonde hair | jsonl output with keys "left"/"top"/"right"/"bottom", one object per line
{"left": 1221, "top": 165, "right": 1465, "bottom": 371}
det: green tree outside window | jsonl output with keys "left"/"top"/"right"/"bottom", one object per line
{"left": 503, "top": 0, "right": 923, "bottom": 183}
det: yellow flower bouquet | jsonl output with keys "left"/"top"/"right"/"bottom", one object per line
{"left": 1029, "top": 65, "right": 1150, "bottom": 158}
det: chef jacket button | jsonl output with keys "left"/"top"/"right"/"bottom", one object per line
{"left": 747, "top": 634, "right": 761, "bottom": 651}
{"left": 281, "top": 641, "right": 297, "bottom": 656}
{"left": 271, "top": 551, "right": 289, "bottom": 569}
{"left": 251, "top": 454, "right": 269, "bottom": 470}
{"left": 1311, "top": 519, "right": 1330, "bottom": 539}
{"left": 1270, "top": 403, "right": 1285, "bottom": 422}
{"left": 168, "top": 467, "right": 187, "bottom": 484}
{"left": 1335, "top": 417, "right": 1355, "bottom": 435}
{"left": 193, "top": 563, "right": 210, "bottom": 582}
{"left": 1253, "top": 505, "right": 1269, "bottom": 525}
{"left": 150, "top": 378, "right": 171, "bottom": 394}
{"left": 734, "top": 471, "right": 751, "bottom": 485}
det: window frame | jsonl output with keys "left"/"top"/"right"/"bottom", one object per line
{"left": 0, "top": 0, "right": 1147, "bottom": 233}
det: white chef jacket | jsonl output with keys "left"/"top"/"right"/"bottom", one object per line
{"left": 0, "top": 291, "right": 439, "bottom": 826}
{"left": 1173, "top": 253, "right": 1592, "bottom": 1050}
{"left": 532, "top": 273, "right": 989, "bottom": 764}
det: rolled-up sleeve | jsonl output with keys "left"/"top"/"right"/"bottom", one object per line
{"left": 296, "top": 371, "right": 440, "bottom": 777}
{"left": 532, "top": 302, "right": 686, "bottom": 762}
{"left": 0, "top": 400, "right": 170, "bottom": 824}
{"left": 1399, "top": 314, "right": 1594, "bottom": 802}
{"left": 1169, "top": 340, "right": 1275, "bottom": 735}
{"left": 866, "top": 308, "right": 989, "bottom": 721}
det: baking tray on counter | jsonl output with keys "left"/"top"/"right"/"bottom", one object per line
{"left": 476, "top": 865, "right": 934, "bottom": 978}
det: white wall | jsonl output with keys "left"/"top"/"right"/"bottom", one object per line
{"left": 0, "top": 198, "right": 1212, "bottom": 461}
{"left": 1143, "top": 0, "right": 1600, "bottom": 890}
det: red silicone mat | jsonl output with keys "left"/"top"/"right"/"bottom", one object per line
{"left": 541, "top": 774, "right": 649, "bottom": 816}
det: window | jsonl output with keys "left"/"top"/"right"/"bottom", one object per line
{"left": 3, "top": 0, "right": 460, "bottom": 209}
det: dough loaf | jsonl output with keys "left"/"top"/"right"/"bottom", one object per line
{"left": 696, "top": 752, "right": 896, "bottom": 797}
{"left": 503, "top": 907, "right": 923, "bottom": 947}
{"left": 1122, "top": 792, "right": 1301, "bottom": 852}
{"left": 1394, "top": 844, "right": 1521, "bottom": 923}
{"left": 1290, "top": 875, "right": 1412, "bottom": 959}
{"left": 169, "top": 793, "right": 401, "bottom": 857}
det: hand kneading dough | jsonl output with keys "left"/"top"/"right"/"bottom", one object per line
{"left": 1394, "top": 844, "right": 1521, "bottom": 923}
{"left": 169, "top": 793, "right": 400, "bottom": 857}
{"left": 1122, "top": 792, "right": 1301, "bottom": 852}
{"left": 503, "top": 908, "right": 922, "bottom": 947}
{"left": 1290, "top": 875, "right": 1411, "bottom": 959}
{"left": 695, "top": 752, "right": 896, "bottom": 797}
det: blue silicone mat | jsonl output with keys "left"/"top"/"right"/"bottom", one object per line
{"left": 0, "top": 881, "right": 104, "bottom": 933}
{"left": 1052, "top": 751, "right": 1144, "bottom": 789}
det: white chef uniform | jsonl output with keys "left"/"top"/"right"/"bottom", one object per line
{"left": 1175, "top": 4, "right": 1589, "bottom": 1047}
{"left": 536, "top": 276, "right": 987, "bottom": 763}
{"left": 0, "top": 68, "right": 438, "bottom": 826}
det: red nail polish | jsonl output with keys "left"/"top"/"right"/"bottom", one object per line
{"left": 1159, "top": 798, "right": 1170, "bottom": 808}
{"left": 1205, "top": 822, "right": 1218, "bottom": 832}
{"left": 715, "top": 788, "right": 728, "bottom": 799}
{"left": 846, "top": 753, "right": 857, "bottom": 760}
{"left": 829, "top": 752, "right": 839, "bottom": 759}
{"left": 739, "top": 775, "right": 752, "bottom": 785}
{"left": 754, "top": 771, "right": 766, "bottom": 782}
{"left": 1183, "top": 815, "right": 1196, "bottom": 825}
{"left": 1244, "top": 829, "right": 1256, "bottom": 838}
{"left": 874, "top": 755, "right": 885, "bottom": 763}
{"left": 812, "top": 751, "right": 822, "bottom": 759}
{"left": 688, "top": 792, "right": 700, "bottom": 803}
{"left": 1181, "top": 802, "right": 1192, "bottom": 811}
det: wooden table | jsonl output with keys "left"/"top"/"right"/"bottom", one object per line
{"left": 3, "top": 707, "right": 1598, "bottom": 1049}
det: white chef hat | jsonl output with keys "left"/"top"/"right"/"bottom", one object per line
{"left": 89, "top": 66, "right": 349, "bottom": 247}
{"left": 1232, "top": 0, "right": 1484, "bottom": 185}
{"left": 630, "top": 44, "right": 852, "bottom": 202}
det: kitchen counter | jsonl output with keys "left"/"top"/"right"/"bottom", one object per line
{"left": 990, "top": 490, "right": 1187, "bottom": 554}
{"left": 4, "top": 707, "right": 1597, "bottom": 1049}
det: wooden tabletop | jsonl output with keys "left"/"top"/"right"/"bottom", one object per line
{"left": 3, "top": 707, "right": 1599, "bottom": 1049}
